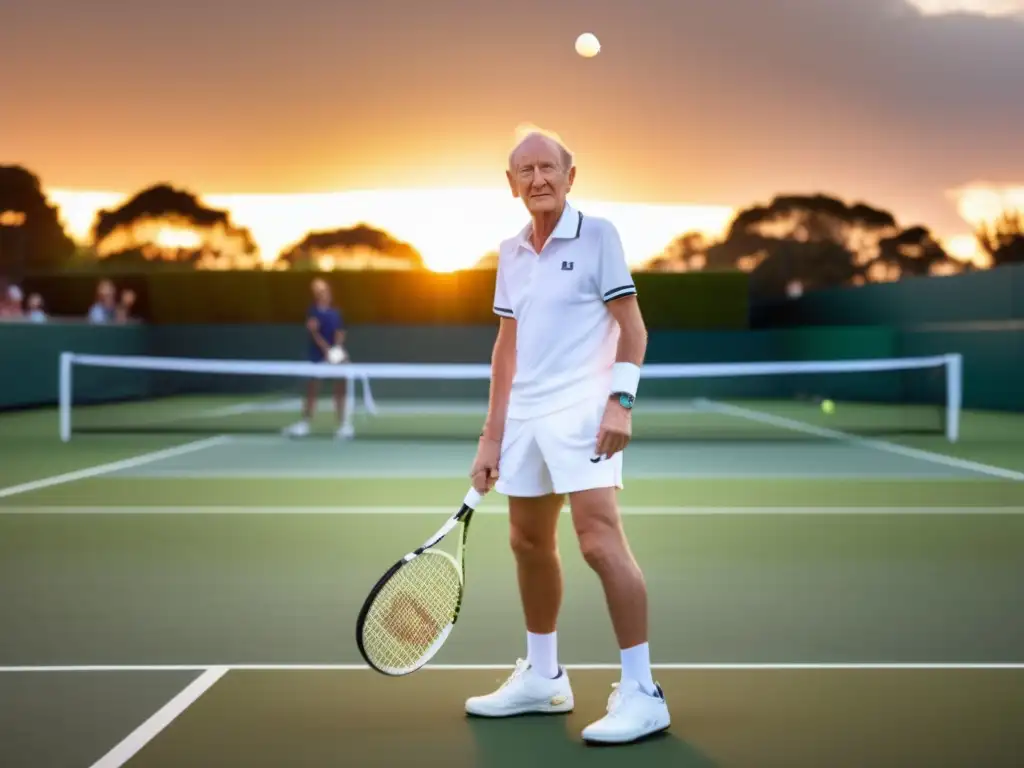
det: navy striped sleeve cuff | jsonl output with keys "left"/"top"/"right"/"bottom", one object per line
{"left": 493, "top": 305, "right": 514, "bottom": 318}
{"left": 603, "top": 284, "right": 637, "bottom": 303}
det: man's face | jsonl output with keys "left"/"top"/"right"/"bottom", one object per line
{"left": 312, "top": 280, "right": 330, "bottom": 305}
{"left": 506, "top": 137, "right": 575, "bottom": 215}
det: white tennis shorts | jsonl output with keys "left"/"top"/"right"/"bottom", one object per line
{"left": 495, "top": 395, "right": 623, "bottom": 497}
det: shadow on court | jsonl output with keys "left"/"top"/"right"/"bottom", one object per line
{"left": 25, "top": 667, "right": 1016, "bottom": 768}
{"left": 465, "top": 716, "right": 711, "bottom": 767}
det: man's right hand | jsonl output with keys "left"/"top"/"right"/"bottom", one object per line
{"left": 470, "top": 436, "right": 501, "bottom": 494}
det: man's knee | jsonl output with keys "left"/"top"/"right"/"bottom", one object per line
{"left": 509, "top": 526, "right": 555, "bottom": 561}
{"left": 577, "top": 528, "right": 621, "bottom": 571}
{"left": 508, "top": 494, "right": 562, "bottom": 560}
{"left": 569, "top": 487, "right": 626, "bottom": 571}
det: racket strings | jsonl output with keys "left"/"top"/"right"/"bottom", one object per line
{"left": 361, "top": 550, "right": 462, "bottom": 673}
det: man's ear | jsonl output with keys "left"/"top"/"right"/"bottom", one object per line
{"left": 506, "top": 170, "right": 520, "bottom": 199}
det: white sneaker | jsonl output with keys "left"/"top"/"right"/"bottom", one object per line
{"left": 465, "top": 659, "right": 574, "bottom": 717}
{"left": 336, "top": 422, "right": 355, "bottom": 440}
{"left": 282, "top": 420, "right": 310, "bottom": 438}
{"left": 581, "top": 679, "right": 670, "bottom": 744}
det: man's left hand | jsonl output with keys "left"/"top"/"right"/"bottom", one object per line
{"left": 595, "top": 398, "right": 632, "bottom": 459}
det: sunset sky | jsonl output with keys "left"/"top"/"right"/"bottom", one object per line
{"left": 3, "top": 0, "right": 1023, "bottom": 269}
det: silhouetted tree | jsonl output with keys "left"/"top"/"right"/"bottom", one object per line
{"left": 976, "top": 210, "right": 1024, "bottom": 266}
{"left": 91, "top": 184, "right": 258, "bottom": 269}
{"left": 647, "top": 231, "right": 707, "bottom": 272}
{"left": 0, "top": 165, "right": 76, "bottom": 276}
{"left": 871, "top": 225, "right": 965, "bottom": 279}
{"left": 279, "top": 224, "right": 425, "bottom": 270}
{"left": 752, "top": 239, "right": 863, "bottom": 299}
{"left": 651, "top": 193, "right": 962, "bottom": 297}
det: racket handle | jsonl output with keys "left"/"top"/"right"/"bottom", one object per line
{"left": 463, "top": 487, "right": 483, "bottom": 509}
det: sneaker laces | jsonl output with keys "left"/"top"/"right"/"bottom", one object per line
{"left": 604, "top": 680, "right": 646, "bottom": 716}
{"left": 604, "top": 682, "right": 623, "bottom": 714}
{"left": 497, "top": 658, "right": 530, "bottom": 690}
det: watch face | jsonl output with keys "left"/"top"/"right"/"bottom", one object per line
{"left": 618, "top": 393, "right": 634, "bottom": 409}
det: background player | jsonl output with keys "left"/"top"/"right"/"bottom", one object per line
{"left": 283, "top": 277, "right": 353, "bottom": 439}
{"left": 464, "top": 129, "right": 670, "bottom": 744}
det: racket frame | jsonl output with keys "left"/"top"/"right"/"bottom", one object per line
{"left": 355, "top": 488, "right": 483, "bottom": 675}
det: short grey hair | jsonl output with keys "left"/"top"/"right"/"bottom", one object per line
{"left": 508, "top": 129, "right": 574, "bottom": 172}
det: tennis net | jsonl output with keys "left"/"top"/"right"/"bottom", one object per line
{"left": 58, "top": 352, "right": 963, "bottom": 443}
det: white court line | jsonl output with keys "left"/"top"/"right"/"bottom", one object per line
{"left": 116, "top": 468, "right": 971, "bottom": 481}
{"left": 2, "top": 662, "right": 1022, "bottom": 673}
{"left": 0, "top": 436, "right": 231, "bottom": 501}
{"left": 2, "top": 505, "right": 1022, "bottom": 516}
{"left": 87, "top": 666, "right": 227, "bottom": 768}
{"left": 706, "top": 401, "right": 1024, "bottom": 482}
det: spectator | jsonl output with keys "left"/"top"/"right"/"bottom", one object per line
{"left": 116, "top": 289, "right": 136, "bottom": 323}
{"left": 0, "top": 285, "right": 24, "bottom": 319}
{"left": 88, "top": 279, "right": 118, "bottom": 323}
{"left": 26, "top": 293, "right": 47, "bottom": 323}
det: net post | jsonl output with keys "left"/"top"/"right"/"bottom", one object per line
{"left": 945, "top": 353, "right": 962, "bottom": 443}
{"left": 59, "top": 352, "right": 73, "bottom": 443}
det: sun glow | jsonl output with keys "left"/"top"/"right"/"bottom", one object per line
{"left": 153, "top": 225, "right": 203, "bottom": 251}
{"left": 948, "top": 183, "right": 1024, "bottom": 226}
{"left": 95, "top": 217, "right": 206, "bottom": 257}
{"left": 47, "top": 187, "right": 734, "bottom": 272}
{"left": 906, "top": 0, "right": 1024, "bottom": 16}
{"left": 943, "top": 182, "right": 1024, "bottom": 266}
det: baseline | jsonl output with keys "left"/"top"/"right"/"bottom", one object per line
{"left": 1, "top": 505, "right": 1022, "bottom": 516}
{"left": 3, "top": 662, "right": 1023, "bottom": 673}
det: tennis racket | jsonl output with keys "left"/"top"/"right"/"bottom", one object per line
{"left": 355, "top": 487, "right": 483, "bottom": 675}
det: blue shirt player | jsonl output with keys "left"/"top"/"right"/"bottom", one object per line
{"left": 283, "top": 278, "right": 354, "bottom": 439}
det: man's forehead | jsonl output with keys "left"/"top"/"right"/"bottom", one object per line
{"left": 511, "top": 137, "right": 563, "bottom": 166}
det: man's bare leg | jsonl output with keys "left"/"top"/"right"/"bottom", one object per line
{"left": 509, "top": 493, "right": 565, "bottom": 677}
{"left": 333, "top": 379, "right": 347, "bottom": 428}
{"left": 569, "top": 486, "right": 655, "bottom": 692}
{"left": 303, "top": 379, "right": 318, "bottom": 422}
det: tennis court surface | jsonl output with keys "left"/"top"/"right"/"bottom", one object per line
{"left": 3, "top": 387, "right": 1024, "bottom": 767}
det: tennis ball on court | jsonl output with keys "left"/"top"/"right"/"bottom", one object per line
{"left": 575, "top": 32, "right": 601, "bottom": 58}
{"left": 821, "top": 399, "right": 835, "bottom": 415}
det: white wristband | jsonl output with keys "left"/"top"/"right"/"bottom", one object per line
{"left": 610, "top": 362, "right": 641, "bottom": 398}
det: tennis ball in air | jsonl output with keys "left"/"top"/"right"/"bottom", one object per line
{"left": 821, "top": 399, "right": 835, "bottom": 415}
{"left": 575, "top": 33, "right": 601, "bottom": 58}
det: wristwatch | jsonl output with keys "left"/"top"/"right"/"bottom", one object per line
{"left": 612, "top": 392, "right": 635, "bottom": 410}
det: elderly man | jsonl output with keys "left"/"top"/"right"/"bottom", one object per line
{"left": 465, "top": 130, "right": 670, "bottom": 744}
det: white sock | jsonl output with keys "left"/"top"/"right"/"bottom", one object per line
{"left": 620, "top": 642, "right": 657, "bottom": 695}
{"left": 526, "top": 631, "right": 559, "bottom": 679}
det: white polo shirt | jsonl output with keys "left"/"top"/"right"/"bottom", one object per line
{"left": 493, "top": 202, "right": 637, "bottom": 420}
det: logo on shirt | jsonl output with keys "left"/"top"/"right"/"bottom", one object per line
{"left": 561, "top": 261, "right": 574, "bottom": 271}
